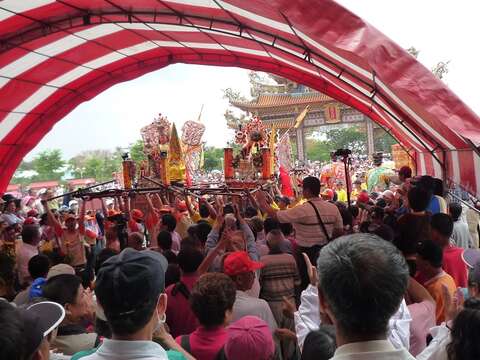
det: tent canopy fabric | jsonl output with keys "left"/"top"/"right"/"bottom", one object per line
{"left": 0, "top": 0, "right": 479, "bottom": 196}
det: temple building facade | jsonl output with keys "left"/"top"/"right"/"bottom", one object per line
{"left": 229, "top": 76, "right": 378, "bottom": 162}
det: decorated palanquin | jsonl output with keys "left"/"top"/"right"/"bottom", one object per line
{"left": 135, "top": 113, "right": 205, "bottom": 187}
{"left": 224, "top": 116, "right": 274, "bottom": 188}
{"left": 138, "top": 113, "right": 172, "bottom": 186}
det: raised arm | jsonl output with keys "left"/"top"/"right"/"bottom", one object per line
{"left": 42, "top": 200, "right": 63, "bottom": 236}
{"left": 184, "top": 193, "right": 195, "bottom": 218}
{"left": 256, "top": 191, "right": 278, "bottom": 220}
{"left": 197, "top": 228, "right": 231, "bottom": 275}
{"left": 201, "top": 197, "right": 217, "bottom": 220}
{"left": 101, "top": 198, "right": 108, "bottom": 218}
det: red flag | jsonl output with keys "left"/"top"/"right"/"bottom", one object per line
{"left": 279, "top": 166, "right": 294, "bottom": 197}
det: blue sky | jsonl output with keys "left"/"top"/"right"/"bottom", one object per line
{"left": 25, "top": 0, "right": 480, "bottom": 161}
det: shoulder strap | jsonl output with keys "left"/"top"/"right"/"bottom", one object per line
{"left": 307, "top": 201, "right": 331, "bottom": 243}
{"left": 172, "top": 281, "right": 191, "bottom": 299}
{"left": 214, "top": 347, "right": 227, "bottom": 360}
{"left": 180, "top": 335, "right": 191, "bottom": 353}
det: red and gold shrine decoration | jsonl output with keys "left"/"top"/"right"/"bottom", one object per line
{"left": 122, "top": 154, "right": 136, "bottom": 190}
{"left": 324, "top": 104, "right": 341, "bottom": 124}
{"left": 168, "top": 123, "right": 186, "bottom": 183}
{"left": 261, "top": 148, "right": 272, "bottom": 180}
{"left": 224, "top": 148, "right": 234, "bottom": 179}
{"left": 391, "top": 144, "right": 416, "bottom": 173}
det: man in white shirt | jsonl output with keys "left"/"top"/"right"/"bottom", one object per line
{"left": 317, "top": 233, "right": 415, "bottom": 360}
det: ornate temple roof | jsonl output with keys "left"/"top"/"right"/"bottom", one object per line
{"left": 231, "top": 92, "right": 332, "bottom": 111}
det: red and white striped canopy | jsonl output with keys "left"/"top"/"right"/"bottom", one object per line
{"left": 0, "top": 0, "right": 479, "bottom": 195}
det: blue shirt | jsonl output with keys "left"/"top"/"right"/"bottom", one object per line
{"left": 426, "top": 196, "right": 440, "bottom": 215}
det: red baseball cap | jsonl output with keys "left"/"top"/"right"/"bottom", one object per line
{"left": 131, "top": 209, "right": 144, "bottom": 221}
{"left": 321, "top": 188, "right": 334, "bottom": 200}
{"left": 224, "top": 251, "right": 264, "bottom": 276}
{"left": 357, "top": 191, "right": 370, "bottom": 204}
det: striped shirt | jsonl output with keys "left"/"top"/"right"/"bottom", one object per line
{"left": 276, "top": 197, "right": 343, "bottom": 247}
{"left": 259, "top": 253, "right": 300, "bottom": 303}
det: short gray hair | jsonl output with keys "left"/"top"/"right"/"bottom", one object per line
{"left": 317, "top": 233, "right": 409, "bottom": 337}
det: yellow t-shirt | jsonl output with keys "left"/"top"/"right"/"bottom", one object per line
{"left": 336, "top": 189, "right": 348, "bottom": 203}
{"left": 191, "top": 212, "right": 214, "bottom": 225}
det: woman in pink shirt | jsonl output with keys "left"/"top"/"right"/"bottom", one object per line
{"left": 176, "top": 273, "right": 236, "bottom": 360}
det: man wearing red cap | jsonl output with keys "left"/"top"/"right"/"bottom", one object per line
{"left": 223, "top": 251, "right": 278, "bottom": 331}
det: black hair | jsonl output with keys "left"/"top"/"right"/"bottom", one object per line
{"left": 317, "top": 234, "right": 409, "bottom": 338}
{"left": 372, "top": 224, "right": 395, "bottom": 243}
{"left": 433, "top": 178, "right": 445, "bottom": 197}
{"left": 180, "top": 236, "right": 201, "bottom": 251}
{"left": 161, "top": 214, "right": 177, "bottom": 232}
{"left": 157, "top": 230, "right": 173, "bottom": 250}
{"left": 177, "top": 248, "right": 204, "bottom": 274}
{"left": 303, "top": 176, "right": 321, "bottom": 197}
{"left": 195, "top": 222, "right": 212, "bottom": 246}
{"left": 431, "top": 213, "right": 454, "bottom": 238}
{"left": 449, "top": 202, "right": 462, "bottom": 222}
{"left": 407, "top": 186, "right": 432, "bottom": 212}
{"left": 417, "top": 240, "right": 443, "bottom": 268}
{"left": 447, "top": 298, "right": 480, "bottom": 360}
{"left": 264, "top": 217, "right": 280, "bottom": 235}
{"left": 42, "top": 274, "right": 81, "bottom": 306}
{"left": 244, "top": 206, "right": 258, "bottom": 219}
{"left": 394, "top": 213, "right": 431, "bottom": 256}
{"left": 190, "top": 273, "right": 236, "bottom": 328}
{"left": 28, "top": 254, "right": 51, "bottom": 279}
{"left": 21, "top": 225, "right": 40, "bottom": 246}
{"left": 338, "top": 206, "right": 353, "bottom": 228}
{"left": 0, "top": 301, "right": 24, "bottom": 360}
{"left": 349, "top": 205, "right": 359, "bottom": 219}
{"left": 165, "top": 264, "right": 181, "bottom": 288}
{"left": 375, "top": 198, "right": 387, "bottom": 209}
{"left": 163, "top": 250, "right": 178, "bottom": 264}
{"left": 301, "top": 326, "right": 337, "bottom": 360}
{"left": 223, "top": 204, "right": 234, "bottom": 215}
{"left": 279, "top": 222, "right": 294, "bottom": 237}
{"left": 199, "top": 204, "right": 210, "bottom": 219}
{"left": 39, "top": 213, "right": 49, "bottom": 226}
{"left": 371, "top": 206, "right": 385, "bottom": 221}
{"left": 95, "top": 248, "right": 119, "bottom": 275}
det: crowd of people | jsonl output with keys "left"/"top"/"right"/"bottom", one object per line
{"left": 1, "top": 164, "right": 480, "bottom": 360}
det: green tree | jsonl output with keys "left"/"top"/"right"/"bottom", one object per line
{"left": 324, "top": 125, "right": 367, "bottom": 154}
{"left": 203, "top": 146, "right": 224, "bottom": 171}
{"left": 129, "top": 140, "right": 146, "bottom": 163}
{"left": 374, "top": 130, "right": 398, "bottom": 153}
{"left": 68, "top": 149, "right": 122, "bottom": 181}
{"left": 306, "top": 139, "right": 331, "bottom": 161}
{"left": 31, "top": 149, "right": 65, "bottom": 181}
